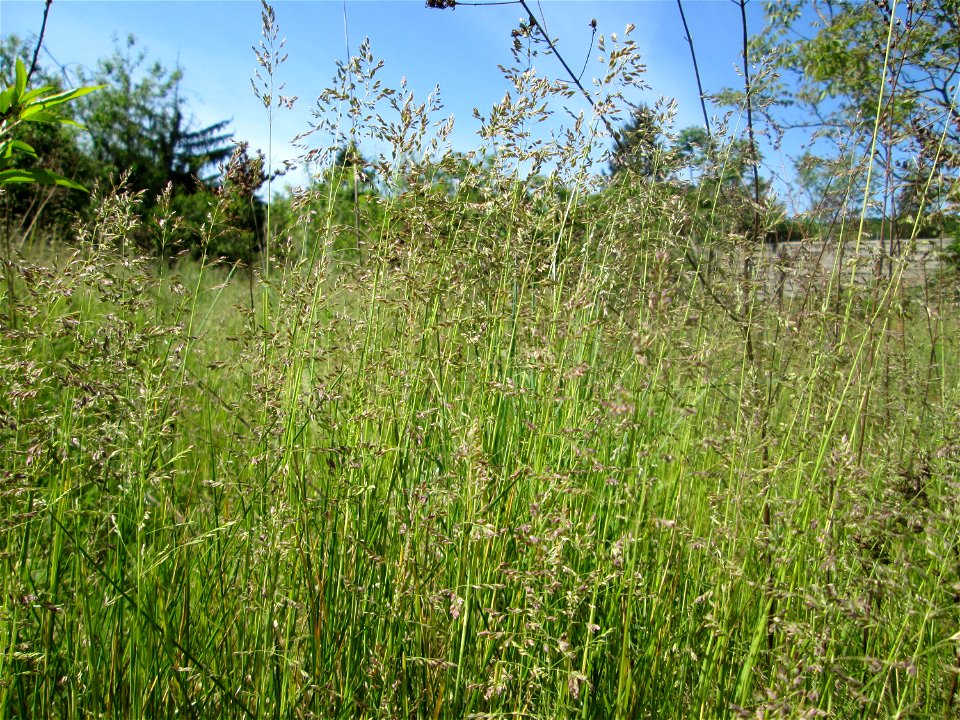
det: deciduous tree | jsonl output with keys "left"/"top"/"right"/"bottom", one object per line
{"left": 76, "top": 35, "right": 233, "bottom": 202}
{"left": 754, "top": 0, "right": 959, "bottom": 234}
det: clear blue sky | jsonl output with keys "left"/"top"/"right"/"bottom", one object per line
{"left": 2, "top": 0, "right": 785, "bottom": 193}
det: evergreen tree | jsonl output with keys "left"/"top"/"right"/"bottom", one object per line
{"left": 608, "top": 104, "right": 670, "bottom": 180}
{"left": 77, "top": 35, "right": 233, "bottom": 201}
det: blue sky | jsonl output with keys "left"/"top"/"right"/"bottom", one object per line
{"left": 2, "top": 0, "right": 784, "bottom": 193}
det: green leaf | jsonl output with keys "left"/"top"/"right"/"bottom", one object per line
{"left": 34, "top": 84, "right": 105, "bottom": 107}
{"left": 19, "top": 108, "right": 66, "bottom": 123}
{"left": 53, "top": 175, "right": 90, "bottom": 192}
{"left": 0, "top": 167, "right": 51, "bottom": 184}
{"left": 19, "top": 85, "right": 56, "bottom": 105}
{"left": 0, "top": 140, "right": 38, "bottom": 159}
{"left": 0, "top": 87, "right": 13, "bottom": 114}
{"left": 14, "top": 58, "right": 27, "bottom": 100}
{"left": 59, "top": 118, "right": 87, "bottom": 130}
{"left": 0, "top": 167, "right": 88, "bottom": 192}
{"left": 20, "top": 85, "right": 106, "bottom": 119}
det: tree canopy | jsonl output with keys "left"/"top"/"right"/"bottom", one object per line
{"left": 76, "top": 35, "right": 234, "bottom": 201}
{"left": 753, "top": 0, "right": 959, "bottom": 231}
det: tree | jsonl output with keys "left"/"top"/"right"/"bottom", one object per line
{"left": 76, "top": 35, "right": 233, "bottom": 202}
{"left": 754, "top": 0, "right": 960, "bottom": 234}
{"left": 608, "top": 104, "right": 671, "bottom": 180}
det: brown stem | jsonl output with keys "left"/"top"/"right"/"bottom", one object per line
{"left": 736, "top": 0, "right": 762, "bottom": 245}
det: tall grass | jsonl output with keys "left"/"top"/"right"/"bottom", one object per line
{"left": 2, "top": 10, "right": 959, "bottom": 720}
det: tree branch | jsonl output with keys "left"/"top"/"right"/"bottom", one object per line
{"left": 26, "top": 0, "right": 54, "bottom": 88}
{"left": 676, "top": 0, "right": 712, "bottom": 136}
{"left": 516, "top": 0, "right": 623, "bottom": 151}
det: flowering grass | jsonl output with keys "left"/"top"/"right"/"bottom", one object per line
{"left": 2, "top": 14, "right": 960, "bottom": 720}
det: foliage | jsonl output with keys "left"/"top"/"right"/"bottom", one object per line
{"left": 0, "top": 37, "right": 98, "bottom": 238}
{"left": 0, "top": 35, "right": 101, "bottom": 325}
{"left": 754, "top": 0, "right": 960, "bottom": 230}
{"left": 0, "top": 58, "right": 100, "bottom": 193}
{"left": 75, "top": 35, "right": 233, "bottom": 202}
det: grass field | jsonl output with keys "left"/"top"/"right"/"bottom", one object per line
{"left": 3, "top": 19, "right": 960, "bottom": 719}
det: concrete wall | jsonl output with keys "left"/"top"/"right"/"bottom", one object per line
{"left": 694, "top": 237, "right": 952, "bottom": 297}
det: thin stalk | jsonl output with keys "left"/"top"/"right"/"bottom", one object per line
{"left": 736, "top": 0, "right": 762, "bottom": 246}
{"left": 517, "top": 0, "right": 623, "bottom": 151}
{"left": 676, "top": 0, "right": 712, "bottom": 136}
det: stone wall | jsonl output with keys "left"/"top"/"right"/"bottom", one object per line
{"left": 693, "top": 237, "right": 951, "bottom": 297}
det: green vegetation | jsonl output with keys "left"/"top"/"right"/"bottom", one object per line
{"left": 0, "top": 33, "right": 249, "bottom": 259}
{"left": 2, "top": 2, "right": 959, "bottom": 718}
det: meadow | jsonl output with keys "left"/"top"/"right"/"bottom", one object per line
{"left": 2, "top": 8, "right": 960, "bottom": 720}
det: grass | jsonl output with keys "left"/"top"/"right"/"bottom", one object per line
{"left": 2, "top": 13, "right": 960, "bottom": 720}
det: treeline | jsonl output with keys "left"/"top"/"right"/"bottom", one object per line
{"left": 1, "top": 34, "right": 267, "bottom": 262}
{"left": 3, "top": 0, "right": 960, "bottom": 269}
{"left": 0, "top": 30, "right": 811, "bottom": 273}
